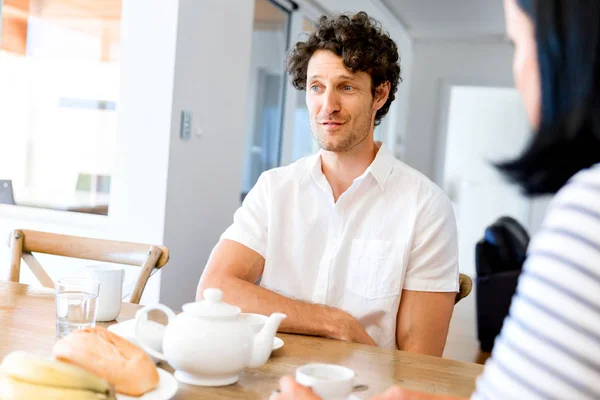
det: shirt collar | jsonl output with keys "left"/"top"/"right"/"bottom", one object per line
{"left": 300, "top": 152, "right": 324, "bottom": 186}
{"left": 300, "top": 142, "right": 395, "bottom": 191}
{"left": 366, "top": 143, "right": 395, "bottom": 191}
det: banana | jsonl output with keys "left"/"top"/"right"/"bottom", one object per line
{"left": 0, "top": 373, "right": 113, "bottom": 399}
{"left": 0, "top": 351, "right": 114, "bottom": 398}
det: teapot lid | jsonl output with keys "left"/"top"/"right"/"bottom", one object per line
{"left": 182, "top": 288, "right": 241, "bottom": 319}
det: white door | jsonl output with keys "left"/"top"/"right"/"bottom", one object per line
{"left": 442, "top": 86, "right": 530, "bottom": 277}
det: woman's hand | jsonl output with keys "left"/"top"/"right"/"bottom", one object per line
{"left": 272, "top": 376, "right": 322, "bottom": 400}
{"left": 370, "top": 386, "right": 468, "bottom": 400}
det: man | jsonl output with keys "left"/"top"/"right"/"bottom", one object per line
{"left": 198, "top": 12, "right": 458, "bottom": 355}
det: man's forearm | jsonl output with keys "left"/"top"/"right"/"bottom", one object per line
{"left": 198, "top": 275, "right": 343, "bottom": 339}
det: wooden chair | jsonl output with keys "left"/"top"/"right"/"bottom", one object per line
{"left": 455, "top": 273, "right": 473, "bottom": 304}
{"left": 7, "top": 229, "right": 169, "bottom": 304}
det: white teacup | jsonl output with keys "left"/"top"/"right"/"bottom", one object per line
{"left": 296, "top": 363, "right": 355, "bottom": 400}
{"left": 239, "top": 313, "right": 269, "bottom": 333}
{"left": 85, "top": 264, "right": 124, "bottom": 322}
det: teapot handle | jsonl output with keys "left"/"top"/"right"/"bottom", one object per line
{"left": 134, "top": 304, "right": 176, "bottom": 362}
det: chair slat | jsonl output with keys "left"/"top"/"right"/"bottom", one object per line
{"left": 7, "top": 229, "right": 169, "bottom": 305}
{"left": 22, "top": 253, "right": 54, "bottom": 289}
{"left": 19, "top": 230, "right": 168, "bottom": 267}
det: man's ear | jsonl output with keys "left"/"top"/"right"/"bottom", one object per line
{"left": 373, "top": 81, "right": 391, "bottom": 111}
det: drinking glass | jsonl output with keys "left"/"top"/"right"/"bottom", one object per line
{"left": 55, "top": 278, "right": 100, "bottom": 339}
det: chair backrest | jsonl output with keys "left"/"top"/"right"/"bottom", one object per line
{"left": 455, "top": 273, "right": 473, "bottom": 304}
{"left": 476, "top": 216, "right": 530, "bottom": 276}
{"left": 7, "top": 229, "right": 169, "bottom": 304}
{"left": 475, "top": 216, "right": 529, "bottom": 352}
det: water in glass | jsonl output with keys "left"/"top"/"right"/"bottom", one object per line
{"left": 56, "top": 291, "right": 98, "bottom": 339}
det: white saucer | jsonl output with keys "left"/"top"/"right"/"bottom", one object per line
{"left": 107, "top": 319, "right": 165, "bottom": 364}
{"left": 116, "top": 368, "right": 177, "bottom": 400}
{"left": 273, "top": 337, "right": 284, "bottom": 351}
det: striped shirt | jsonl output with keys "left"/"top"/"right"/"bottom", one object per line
{"left": 472, "top": 164, "right": 600, "bottom": 400}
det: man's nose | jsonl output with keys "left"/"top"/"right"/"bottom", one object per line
{"left": 322, "top": 88, "right": 341, "bottom": 115}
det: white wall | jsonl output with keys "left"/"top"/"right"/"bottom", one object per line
{"left": 404, "top": 41, "right": 514, "bottom": 181}
{"left": 110, "top": 0, "right": 177, "bottom": 245}
{"left": 159, "top": 0, "right": 255, "bottom": 308}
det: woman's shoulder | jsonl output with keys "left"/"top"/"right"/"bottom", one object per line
{"left": 529, "top": 163, "right": 600, "bottom": 257}
{"left": 546, "top": 163, "right": 600, "bottom": 214}
{"left": 566, "top": 163, "right": 600, "bottom": 187}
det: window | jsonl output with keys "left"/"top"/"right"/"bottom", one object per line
{"left": 241, "top": 0, "right": 291, "bottom": 200}
{"left": 288, "top": 17, "right": 317, "bottom": 163}
{"left": 0, "top": 0, "right": 121, "bottom": 215}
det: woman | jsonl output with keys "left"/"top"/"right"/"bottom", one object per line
{"left": 276, "top": 0, "right": 600, "bottom": 398}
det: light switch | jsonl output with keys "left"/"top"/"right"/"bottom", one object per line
{"left": 181, "top": 110, "right": 192, "bottom": 140}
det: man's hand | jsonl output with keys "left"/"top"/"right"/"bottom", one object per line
{"left": 332, "top": 310, "right": 376, "bottom": 346}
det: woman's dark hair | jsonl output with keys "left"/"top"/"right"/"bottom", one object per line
{"left": 286, "top": 12, "right": 401, "bottom": 126}
{"left": 497, "top": 0, "right": 600, "bottom": 195}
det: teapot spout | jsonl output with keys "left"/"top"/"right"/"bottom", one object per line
{"left": 249, "top": 313, "right": 286, "bottom": 368}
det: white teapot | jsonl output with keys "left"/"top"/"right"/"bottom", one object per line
{"left": 134, "top": 288, "right": 286, "bottom": 387}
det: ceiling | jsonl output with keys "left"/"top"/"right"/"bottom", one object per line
{"left": 381, "top": 0, "right": 506, "bottom": 41}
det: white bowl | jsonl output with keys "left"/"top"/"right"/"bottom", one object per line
{"left": 107, "top": 319, "right": 165, "bottom": 364}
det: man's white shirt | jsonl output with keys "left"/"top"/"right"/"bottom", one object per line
{"left": 221, "top": 143, "right": 459, "bottom": 348}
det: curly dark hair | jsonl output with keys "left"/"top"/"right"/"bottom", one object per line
{"left": 286, "top": 12, "right": 401, "bottom": 126}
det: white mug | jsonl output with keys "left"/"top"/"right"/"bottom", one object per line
{"left": 85, "top": 264, "right": 124, "bottom": 321}
{"left": 296, "top": 363, "right": 355, "bottom": 400}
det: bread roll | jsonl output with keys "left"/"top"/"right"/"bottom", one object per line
{"left": 52, "top": 326, "right": 159, "bottom": 396}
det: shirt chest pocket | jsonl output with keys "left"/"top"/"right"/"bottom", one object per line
{"left": 346, "top": 239, "right": 406, "bottom": 300}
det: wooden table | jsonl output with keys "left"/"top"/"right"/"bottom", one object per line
{"left": 0, "top": 281, "right": 484, "bottom": 399}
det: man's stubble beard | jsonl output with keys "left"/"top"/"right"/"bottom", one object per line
{"left": 313, "top": 105, "right": 374, "bottom": 153}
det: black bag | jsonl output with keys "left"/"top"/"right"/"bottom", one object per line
{"left": 475, "top": 216, "right": 529, "bottom": 352}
